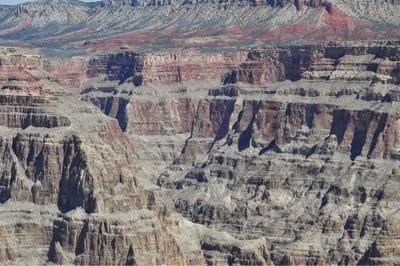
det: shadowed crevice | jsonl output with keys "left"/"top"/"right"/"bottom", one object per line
{"left": 259, "top": 139, "right": 278, "bottom": 156}
{"left": 214, "top": 99, "right": 236, "bottom": 141}
{"left": 367, "top": 113, "right": 388, "bottom": 158}
{"left": 238, "top": 102, "right": 261, "bottom": 151}
{"left": 350, "top": 113, "right": 373, "bottom": 161}
{"left": 350, "top": 128, "right": 368, "bottom": 161}
{"left": 305, "top": 104, "right": 317, "bottom": 129}
{"left": 75, "top": 221, "right": 89, "bottom": 256}
{"left": 126, "top": 245, "right": 137, "bottom": 266}
{"left": 330, "top": 110, "right": 350, "bottom": 144}
{"left": 116, "top": 98, "right": 129, "bottom": 132}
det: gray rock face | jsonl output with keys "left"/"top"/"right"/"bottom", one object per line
{"left": 13, "top": 0, "right": 91, "bottom": 26}
{"left": 74, "top": 41, "right": 400, "bottom": 265}
{"left": 0, "top": 0, "right": 400, "bottom": 265}
{"left": 1, "top": 0, "right": 400, "bottom": 50}
{"left": 0, "top": 47, "right": 206, "bottom": 265}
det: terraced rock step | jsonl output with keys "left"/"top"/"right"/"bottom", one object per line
{"left": 78, "top": 41, "right": 400, "bottom": 264}
{"left": 0, "top": 47, "right": 207, "bottom": 265}
{"left": 0, "top": 1, "right": 400, "bottom": 263}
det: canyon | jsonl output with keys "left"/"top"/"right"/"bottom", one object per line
{"left": 0, "top": 0, "right": 400, "bottom": 265}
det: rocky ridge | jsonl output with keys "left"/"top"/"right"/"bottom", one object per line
{"left": 0, "top": 47, "right": 207, "bottom": 265}
{"left": 1, "top": 0, "right": 400, "bottom": 51}
{"left": 72, "top": 41, "right": 400, "bottom": 264}
{"left": 2, "top": 40, "right": 400, "bottom": 265}
{"left": 0, "top": 0, "right": 400, "bottom": 265}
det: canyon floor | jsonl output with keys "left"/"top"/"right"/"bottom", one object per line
{"left": 1, "top": 0, "right": 400, "bottom": 265}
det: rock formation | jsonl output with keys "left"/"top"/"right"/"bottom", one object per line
{"left": 75, "top": 41, "right": 400, "bottom": 264}
{"left": 0, "top": 47, "right": 205, "bottom": 265}
{"left": 1, "top": 0, "right": 400, "bottom": 50}
{"left": 0, "top": 0, "right": 400, "bottom": 265}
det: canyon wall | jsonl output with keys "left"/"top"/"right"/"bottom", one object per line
{"left": 79, "top": 41, "right": 400, "bottom": 265}
{"left": 1, "top": 0, "right": 400, "bottom": 263}
{"left": 0, "top": 47, "right": 208, "bottom": 265}
{"left": 2, "top": 39, "right": 400, "bottom": 265}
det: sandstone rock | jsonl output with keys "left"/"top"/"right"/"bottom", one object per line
{"left": 1, "top": 2, "right": 400, "bottom": 264}
{"left": 0, "top": 47, "right": 208, "bottom": 265}
{"left": 82, "top": 41, "right": 400, "bottom": 265}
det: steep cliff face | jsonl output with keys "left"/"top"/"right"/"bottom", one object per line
{"left": 0, "top": 0, "right": 400, "bottom": 264}
{"left": 225, "top": 43, "right": 400, "bottom": 85}
{"left": 0, "top": 47, "right": 211, "bottom": 265}
{"left": 76, "top": 41, "right": 400, "bottom": 265}
{"left": 62, "top": 42, "right": 399, "bottom": 91}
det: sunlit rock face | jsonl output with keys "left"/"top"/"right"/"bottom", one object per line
{"left": 73, "top": 41, "right": 400, "bottom": 265}
{"left": 1, "top": 0, "right": 400, "bottom": 50}
{"left": 1, "top": 0, "right": 400, "bottom": 265}
{"left": 0, "top": 47, "right": 206, "bottom": 265}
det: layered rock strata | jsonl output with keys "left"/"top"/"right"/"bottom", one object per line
{"left": 2, "top": 38, "right": 400, "bottom": 265}
{"left": 79, "top": 41, "right": 400, "bottom": 265}
{"left": 2, "top": 0, "right": 400, "bottom": 50}
{"left": 0, "top": 47, "right": 210, "bottom": 265}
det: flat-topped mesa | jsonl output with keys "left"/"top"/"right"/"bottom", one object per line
{"left": 224, "top": 43, "right": 400, "bottom": 85}
{"left": 0, "top": 89, "right": 71, "bottom": 129}
{"left": 74, "top": 42, "right": 400, "bottom": 91}
{"left": 78, "top": 43, "right": 400, "bottom": 164}
{"left": 77, "top": 50, "right": 243, "bottom": 87}
{"left": 0, "top": 48, "right": 74, "bottom": 129}
{"left": 0, "top": 118, "right": 139, "bottom": 215}
{"left": 0, "top": 48, "right": 59, "bottom": 96}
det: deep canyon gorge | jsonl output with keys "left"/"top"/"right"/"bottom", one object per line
{"left": 0, "top": 0, "right": 400, "bottom": 265}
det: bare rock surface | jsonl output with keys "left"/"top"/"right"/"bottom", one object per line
{"left": 1, "top": 0, "right": 400, "bottom": 51}
{"left": 74, "top": 41, "right": 400, "bottom": 265}
{"left": 0, "top": 47, "right": 207, "bottom": 265}
{"left": 0, "top": 1, "right": 400, "bottom": 266}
